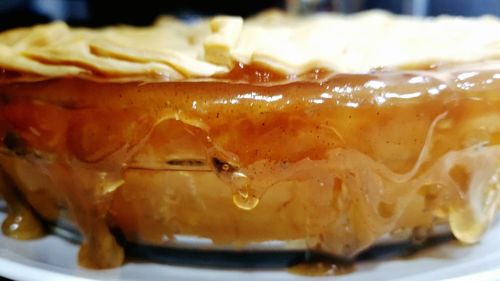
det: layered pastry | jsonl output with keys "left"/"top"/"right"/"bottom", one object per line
{"left": 1, "top": 10, "right": 500, "bottom": 269}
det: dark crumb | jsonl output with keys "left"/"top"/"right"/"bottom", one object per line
{"left": 3, "top": 131, "right": 29, "bottom": 156}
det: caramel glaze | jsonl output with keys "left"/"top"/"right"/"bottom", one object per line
{"left": 0, "top": 170, "right": 44, "bottom": 240}
{"left": 0, "top": 63, "right": 499, "bottom": 269}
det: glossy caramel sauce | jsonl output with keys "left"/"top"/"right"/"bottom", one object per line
{"left": 0, "top": 62, "right": 500, "bottom": 270}
{"left": 0, "top": 170, "right": 44, "bottom": 240}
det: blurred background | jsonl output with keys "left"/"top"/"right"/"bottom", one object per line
{"left": 1, "top": 0, "right": 500, "bottom": 31}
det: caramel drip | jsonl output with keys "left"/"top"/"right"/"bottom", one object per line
{"left": 0, "top": 63, "right": 499, "bottom": 270}
{"left": 0, "top": 170, "right": 44, "bottom": 240}
{"left": 44, "top": 165, "right": 125, "bottom": 268}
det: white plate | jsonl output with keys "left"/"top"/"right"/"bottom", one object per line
{"left": 1, "top": 212, "right": 500, "bottom": 281}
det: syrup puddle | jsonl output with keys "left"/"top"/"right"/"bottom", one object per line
{"left": 288, "top": 253, "right": 355, "bottom": 276}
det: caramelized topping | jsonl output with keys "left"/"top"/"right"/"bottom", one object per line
{"left": 0, "top": 62, "right": 499, "bottom": 270}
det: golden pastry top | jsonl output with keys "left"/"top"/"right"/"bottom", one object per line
{"left": 1, "top": 10, "right": 500, "bottom": 81}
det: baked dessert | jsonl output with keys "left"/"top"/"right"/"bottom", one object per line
{"left": 0, "top": 10, "right": 500, "bottom": 269}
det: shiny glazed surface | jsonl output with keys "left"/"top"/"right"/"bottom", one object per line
{"left": 0, "top": 63, "right": 500, "bottom": 268}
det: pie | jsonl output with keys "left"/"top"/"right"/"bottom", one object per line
{"left": 1, "top": 10, "right": 500, "bottom": 269}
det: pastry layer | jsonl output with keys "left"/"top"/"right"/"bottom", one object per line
{"left": 1, "top": 10, "right": 500, "bottom": 80}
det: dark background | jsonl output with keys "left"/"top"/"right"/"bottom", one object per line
{"left": 1, "top": 0, "right": 500, "bottom": 31}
